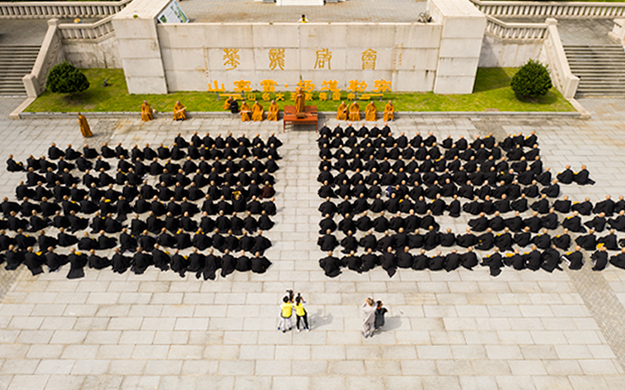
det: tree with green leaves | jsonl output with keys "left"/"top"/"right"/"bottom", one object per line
{"left": 46, "top": 62, "right": 90, "bottom": 94}
{"left": 511, "top": 59, "right": 552, "bottom": 100}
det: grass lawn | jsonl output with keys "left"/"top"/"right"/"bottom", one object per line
{"left": 24, "top": 67, "right": 574, "bottom": 113}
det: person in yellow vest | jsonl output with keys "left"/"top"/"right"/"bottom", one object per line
{"left": 349, "top": 101, "right": 360, "bottom": 122}
{"left": 294, "top": 293, "right": 310, "bottom": 332}
{"left": 77, "top": 113, "right": 93, "bottom": 138}
{"left": 240, "top": 101, "right": 252, "bottom": 122}
{"left": 337, "top": 101, "right": 348, "bottom": 121}
{"left": 173, "top": 101, "right": 186, "bottom": 121}
{"left": 140, "top": 100, "right": 153, "bottom": 122}
{"left": 267, "top": 100, "right": 279, "bottom": 121}
{"left": 365, "top": 101, "right": 377, "bottom": 122}
{"left": 279, "top": 295, "right": 293, "bottom": 332}
{"left": 251, "top": 101, "right": 264, "bottom": 121}
{"left": 223, "top": 96, "right": 234, "bottom": 111}
{"left": 383, "top": 100, "right": 395, "bottom": 122}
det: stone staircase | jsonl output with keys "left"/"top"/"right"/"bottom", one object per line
{"left": 0, "top": 45, "right": 40, "bottom": 96}
{"left": 564, "top": 44, "right": 625, "bottom": 97}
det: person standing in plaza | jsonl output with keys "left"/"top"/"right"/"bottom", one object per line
{"left": 361, "top": 297, "right": 376, "bottom": 338}
{"left": 294, "top": 293, "right": 310, "bottom": 332}
{"left": 77, "top": 113, "right": 92, "bottom": 138}
{"left": 374, "top": 301, "right": 387, "bottom": 332}
{"left": 279, "top": 295, "right": 293, "bottom": 333}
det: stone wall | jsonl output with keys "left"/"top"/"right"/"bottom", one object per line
{"left": 478, "top": 35, "right": 544, "bottom": 67}
{"left": 157, "top": 22, "right": 442, "bottom": 93}
{"left": 63, "top": 34, "right": 122, "bottom": 69}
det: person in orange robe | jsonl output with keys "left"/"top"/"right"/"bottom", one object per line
{"left": 349, "top": 101, "right": 360, "bottom": 122}
{"left": 251, "top": 101, "right": 264, "bottom": 121}
{"left": 365, "top": 101, "right": 377, "bottom": 122}
{"left": 223, "top": 96, "right": 234, "bottom": 111}
{"left": 173, "top": 101, "right": 186, "bottom": 121}
{"left": 240, "top": 102, "right": 251, "bottom": 122}
{"left": 383, "top": 101, "right": 395, "bottom": 122}
{"left": 337, "top": 101, "right": 347, "bottom": 121}
{"left": 141, "top": 100, "right": 153, "bottom": 122}
{"left": 294, "top": 88, "right": 305, "bottom": 113}
{"left": 267, "top": 100, "right": 279, "bottom": 121}
{"left": 77, "top": 113, "right": 93, "bottom": 138}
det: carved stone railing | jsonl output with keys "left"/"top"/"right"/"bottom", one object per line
{"left": 23, "top": 19, "right": 65, "bottom": 97}
{"left": 58, "top": 14, "right": 115, "bottom": 40}
{"left": 543, "top": 18, "right": 579, "bottom": 98}
{"left": 0, "top": 0, "right": 130, "bottom": 19}
{"left": 485, "top": 15, "right": 547, "bottom": 40}
{"left": 471, "top": 0, "right": 625, "bottom": 19}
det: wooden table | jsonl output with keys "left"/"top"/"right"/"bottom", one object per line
{"left": 283, "top": 105, "right": 318, "bottom": 132}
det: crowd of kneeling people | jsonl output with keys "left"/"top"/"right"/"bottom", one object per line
{"left": 316, "top": 123, "right": 625, "bottom": 277}
{"left": 1, "top": 131, "right": 283, "bottom": 280}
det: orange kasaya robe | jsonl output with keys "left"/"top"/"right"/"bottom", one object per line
{"left": 223, "top": 97, "right": 233, "bottom": 111}
{"left": 294, "top": 89, "right": 305, "bottom": 113}
{"left": 267, "top": 102, "right": 279, "bottom": 121}
{"left": 173, "top": 102, "right": 186, "bottom": 121}
{"left": 337, "top": 103, "right": 347, "bottom": 120}
{"left": 348, "top": 102, "right": 360, "bottom": 122}
{"left": 240, "top": 102, "right": 251, "bottom": 122}
{"left": 141, "top": 103, "right": 153, "bottom": 122}
{"left": 384, "top": 102, "right": 395, "bottom": 122}
{"left": 78, "top": 114, "right": 93, "bottom": 138}
{"left": 251, "top": 102, "right": 264, "bottom": 121}
{"left": 365, "top": 102, "right": 377, "bottom": 122}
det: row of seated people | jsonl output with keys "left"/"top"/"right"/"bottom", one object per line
{"left": 18, "top": 157, "right": 278, "bottom": 187}
{"left": 3, "top": 193, "right": 276, "bottom": 227}
{"left": 1, "top": 225, "right": 272, "bottom": 255}
{"left": 6, "top": 132, "right": 283, "bottom": 173}
{"left": 319, "top": 245, "right": 625, "bottom": 278}
{"left": 318, "top": 225, "right": 623, "bottom": 254}
{"left": 17, "top": 176, "right": 275, "bottom": 204}
{"left": 319, "top": 125, "right": 536, "bottom": 152}
{"left": 2, "top": 244, "right": 271, "bottom": 280}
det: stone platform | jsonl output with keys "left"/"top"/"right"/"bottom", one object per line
{"left": 1, "top": 99, "right": 625, "bottom": 389}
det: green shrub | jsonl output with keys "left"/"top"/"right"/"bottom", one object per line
{"left": 46, "top": 62, "right": 90, "bottom": 94}
{"left": 510, "top": 59, "right": 552, "bottom": 100}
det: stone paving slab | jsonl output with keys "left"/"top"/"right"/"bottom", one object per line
{"left": 0, "top": 99, "right": 625, "bottom": 388}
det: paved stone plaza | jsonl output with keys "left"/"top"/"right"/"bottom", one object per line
{"left": 2, "top": 99, "right": 625, "bottom": 390}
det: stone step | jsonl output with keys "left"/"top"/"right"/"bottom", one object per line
{"left": 0, "top": 44, "right": 40, "bottom": 96}
{"left": 563, "top": 44, "right": 625, "bottom": 98}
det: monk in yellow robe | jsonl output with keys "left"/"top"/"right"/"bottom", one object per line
{"left": 294, "top": 88, "right": 305, "bottom": 113}
{"left": 240, "top": 101, "right": 251, "bottom": 122}
{"left": 78, "top": 113, "right": 93, "bottom": 138}
{"left": 383, "top": 101, "right": 395, "bottom": 122}
{"left": 251, "top": 101, "right": 264, "bottom": 121}
{"left": 141, "top": 100, "right": 153, "bottom": 122}
{"left": 173, "top": 101, "right": 186, "bottom": 121}
{"left": 365, "top": 101, "right": 377, "bottom": 122}
{"left": 337, "top": 101, "right": 347, "bottom": 120}
{"left": 267, "top": 100, "right": 279, "bottom": 121}
{"left": 349, "top": 101, "right": 360, "bottom": 121}
{"left": 223, "top": 96, "right": 233, "bottom": 111}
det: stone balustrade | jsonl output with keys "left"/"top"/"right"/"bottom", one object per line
{"left": 471, "top": 0, "right": 625, "bottom": 19}
{"left": 0, "top": 0, "right": 130, "bottom": 19}
{"left": 485, "top": 15, "right": 547, "bottom": 40}
{"left": 58, "top": 15, "right": 115, "bottom": 40}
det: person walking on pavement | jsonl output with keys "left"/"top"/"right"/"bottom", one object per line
{"left": 295, "top": 293, "right": 310, "bottom": 332}
{"left": 361, "top": 297, "right": 376, "bottom": 338}
{"left": 374, "top": 301, "right": 388, "bottom": 332}
{"left": 279, "top": 295, "right": 293, "bottom": 333}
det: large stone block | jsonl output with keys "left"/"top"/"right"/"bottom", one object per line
{"left": 439, "top": 38, "right": 484, "bottom": 58}
{"left": 345, "top": 24, "right": 396, "bottom": 48}
{"left": 436, "top": 56, "right": 480, "bottom": 77}
{"left": 117, "top": 38, "right": 163, "bottom": 59}
{"left": 433, "top": 75, "right": 475, "bottom": 94}
{"left": 252, "top": 48, "right": 300, "bottom": 72}
{"left": 397, "top": 48, "right": 439, "bottom": 71}
{"left": 165, "top": 70, "right": 206, "bottom": 91}
{"left": 121, "top": 58, "right": 166, "bottom": 78}
{"left": 157, "top": 24, "right": 206, "bottom": 49}
{"left": 252, "top": 24, "right": 300, "bottom": 48}
{"left": 345, "top": 47, "right": 393, "bottom": 72}
{"left": 205, "top": 48, "right": 255, "bottom": 71}
{"left": 299, "top": 24, "right": 348, "bottom": 48}
{"left": 441, "top": 17, "right": 487, "bottom": 39}
{"left": 126, "top": 76, "right": 168, "bottom": 94}
{"left": 300, "top": 47, "right": 346, "bottom": 72}
{"left": 161, "top": 48, "right": 206, "bottom": 72}
{"left": 112, "top": 18, "right": 159, "bottom": 41}
{"left": 395, "top": 24, "right": 442, "bottom": 49}
{"left": 395, "top": 70, "right": 436, "bottom": 92}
